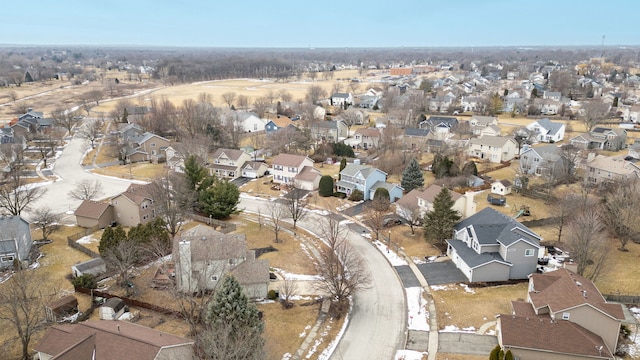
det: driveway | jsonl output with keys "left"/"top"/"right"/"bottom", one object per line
{"left": 416, "top": 260, "right": 468, "bottom": 285}
{"left": 340, "top": 200, "right": 368, "bottom": 217}
{"left": 24, "top": 135, "right": 134, "bottom": 222}
{"left": 394, "top": 265, "right": 421, "bottom": 288}
{"left": 230, "top": 177, "right": 252, "bottom": 187}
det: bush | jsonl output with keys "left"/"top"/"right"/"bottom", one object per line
{"left": 332, "top": 142, "right": 355, "bottom": 157}
{"left": 333, "top": 192, "right": 347, "bottom": 199}
{"left": 267, "top": 289, "right": 277, "bottom": 300}
{"left": 348, "top": 189, "right": 363, "bottom": 201}
{"left": 72, "top": 273, "right": 98, "bottom": 289}
{"left": 318, "top": 175, "right": 334, "bottom": 197}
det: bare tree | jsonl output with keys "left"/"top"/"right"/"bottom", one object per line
{"left": 51, "top": 106, "right": 79, "bottom": 135}
{"left": 363, "top": 196, "right": 388, "bottom": 240}
{"left": 0, "top": 268, "right": 55, "bottom": 360}
{"left": 265, "top": 203, "right": 287, "bottom": 243}
{"left": 283, "top": 188, "right": 307, "bottom": 230}
{"left": 306, "top": 85, "right": 327, "bottom": 105}
{"left": 565, "top": 203, "right": 608, "bottom": 281}
{"left": 8, "top": 90, "right": 18, "bottom": 102}
{"left": 314, "top": 216, "right": 371, "bottom": 312}
{"left": 279, "top": 278, "right": 299, "bottom": 309}
{"left": 148, "top": 175, "right": 193, "bottom": 239}
{"left": 68, "top": 179, "right": 103, "bottom": 201}
{"left": 341, "top": 109, "right": 361, "bottom": 137}
{"left": 307, "top": 71, "right": 317, "bottom": 82}
{"left": 580, "top": 100, "right": 609, "bottom": 132}
{"left": 331, "top": 83, "right": 343, "bottom": 96}
{"left": 348, "top": 82, "right": 360, "bottom": 94}
{"left": 86, "top": 90, "right": 103, "bottom": 106}
{"left": 0, "top": 146, "right": 46, "bottom": 215}
{"left": 600, "top": 178, "right": 640, "bottom": 251}
{"left": 102, "top": 239, "right": 139, "bottom": 293}
{"left": 33, "top": 132, "right": 61, "bottom": 168}
{"left": 221, "top": 92, "right": 237, "bottom": 108}
{"left": 30, "top": 207, "right": 60, "bottom": 241}
{"left": 278, "top": 90, "right": 292, "bottom": 102}
{"left": 252, "top": 96, "right": 270, "bottom": 118}
{"left": 76, "top": 119, "right": 102, "bottom": 148}
{"left": 397, "top": 202, "right": 422, "bottom": 235}
{"left": 237, "top": 95, "right": 249, "bottom": 110}
{"left": 265, "top": 89, "right": 277, "bottom": 104}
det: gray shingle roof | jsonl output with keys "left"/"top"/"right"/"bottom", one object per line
{"left": 404, "top": 127, "right": 430, "bottom": 137}
{"left": 455, "top": 207, "right": 541, "bottom": 247}
{"left": 340, "top": 164, "right": 384, "bottom": 179}
{"left": 535, "top": 118, "right": 564, "bottom": 136}
{"left": 447, "top": 239, "right": 511, "bottom": 268}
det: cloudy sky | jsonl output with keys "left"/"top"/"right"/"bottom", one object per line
{"left": 2, "top": 0, "right": 638, "bottom": 48}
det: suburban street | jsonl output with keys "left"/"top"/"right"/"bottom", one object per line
{"left": 25, "top": 134, "right": 134, "bottom": 221}
{"left": 239, "top": 195, "right": 407, "bottom": 360}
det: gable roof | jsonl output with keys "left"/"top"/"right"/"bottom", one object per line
{"left": 129, "top": 132, "right": 169, "bottom": 145}
{"left": 455, "top": 207, "right": 541, "bottom": 247}
{"left": 340, "top": 163, "right": 386, "bottom": 179}
{"left": 35, "top": 321, "right": 193, "bottom": 360}
{"left": 470, "top": 115, "right": 497, "bottom": 126}
{"left": 211, "top": 148, "right": 248, "bottom": 162}
{"left": 74, "top": 200, "right": 111, "bottom": 219}
{"left": 355, "top": 128, "right": 381, "bottom": 137}
{"left": 404, "top": 127, "right": 430, "bottom": 137}
{"left": 532, "top": 118, "right": 564, "bottom": 136}
{"left": 522, "top": 144, "right": 563, "bottom": 162}
{"left": 295, "top": 165, "right": 321, "bottom": 182}
{"left": 587, "top": 155, "right": 640, "bottom": 176}
{"left": 425, "top": 116, "right": 459, "bottom": 128}
{"left": 271, "top": 153, "right": 313, "bottom": 168}
{"left": 529, "top": 268, "right": 625, "bottom": 321}
{"left": 114, "top": 183, "right": 153, "bottom": 205}
{"left": 469, "top": 135, "right": 515, "bottom": 148}
{"left": 179, "top": 224, "right": 247, "bottom": 262}
{"left": 499, "top": 314, "right": 612, "bottom": 359}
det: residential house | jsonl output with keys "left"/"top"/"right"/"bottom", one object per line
{"left": 45, "top": 295, "right": 79, "bottom": 323}
{"left": 336, "top": 163, "right": 403, "bottom": 202}
{"left": 111, "top": 183, "right": 160, "bottom": 227}
{"left": 264, "top": 116, "right": 297, "bottom": 134}
{"left": 293, "top": 165, "right": 322, "bottom": 191}
{"left": 209, "top": 148, "right": 252, "bottom": 179}
{"left": 469, "top": 115, "right": 498, "bottom": 135}
{"left": 543, "top": 91, "right": 562, "bottom": 101}
{"left": 125, "top": 132, "right": 171, "bottom": 163}
{"left": 402, "top": 128, "right": 431, "bottom": 151}
{"left": 519, "top": 144, "right": 568, "bottom": 176}
{"left": 496, "top": 268, "right": 625, "bottom": 359}
{"left": 428, "top": 93, "right": 457, "bottom": 113}
{"left": 570, "top": 127, "right": 627, "bottom": 151}
{"left": 0, "top": 127, "right": 15, "bottom": 144}
{"left": 331, "top": 92, "right": 353, "bottom": 107}
{"left": 174, "top": 224, "right": 269, "bottom": 298}
{"left": 117, "top": 123, "right": 145, "bottom": 143}
{"left": 310, "top": 120, "right": 348, "bottom": 142}
{"left": 395, "top": 184, "right": 476, "bottom": 221}
{"left": 35, "top": 320, "right": 195, "bottom": 360}
{"left": 525, "top": 118, "right": 565, "bottom": 143}
{"left": 241, "top": 161, "right": 268, "bottom": 179}
{"left": 352, "top": 127, "right": 381, "bottom": 149}
{"left": 491, "top": 180, "right": 512, "bottom": 196}
{"left": 447, "top": 207, "right": 542, "bottom": 282}
{"left": 468, "top": 135, "right": 518, "bottom": 163}
{"left": 460, "top": 96, "right": 483, "bottom": 112}
{"left": 74, "top": 200, "right": 114, "bottom": 228}
{"left": 358, "top": 94, "right": 379, "bottom": 109}
{"left": 420, "top": 116, "right": 459, "bottom": 138}
{"left": 621, "top": 105, "right": 640, "bottom": 122}
{"left": 478, "top": 125, "right": 501, "bottom": 137}
{"left": 270, "top": 153, "right": 320, "bottom": 190}
{"left": 583, "top": 154, "right": 640, "bottom": 185}
{"left": 628, "top": 138, "right": 640, "bottom": 159}
{"left": 164, "top": 146, "right": 185, "bottom": 173}
{"left": 0, "top": 215, "right": 32, "bottom": 268}
{"left": 228, "top": 111, "right": 266, "bottom": 133}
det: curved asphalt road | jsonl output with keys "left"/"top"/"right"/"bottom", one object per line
{"left": 24, "top": 134, "right": 134, "bottom": 221}
{"left": 239, "top": 196, "right": 406, "bottom": 360}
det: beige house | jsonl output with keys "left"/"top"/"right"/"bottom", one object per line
{"left": 74, "top": 200, "right": 114, "bottom": 228}
{"left": 497, "top": 268, "right": 625, "bottom": 360}
{"left": 174, "top": 224, "right": 269, "bottom": 299}
{"left": 209, "top": 148, "right": 252, "bottom": 179}
{"left": 395, "top": 184, "right": 476, "bottom": 220}
{"left": 352, "top": 127, "right": 381, "bottom": 149}
{"left": 491, "top": 180, "right": 512, "bottom": 196}
{"left": 469, "top": 115, "right": 498, "bottom": 135}
{"left": 125, "top": 132, "right": 171, "bottom": 163}
{"left": 35, "top": 320, "right": 194, "bottom": 360}
{"left": 270, "top": 153, "right": 319, "bottom": 190}
{"left": 468, "top": 135, "right": 518, "bottom": 163}
{"left": 310, "top": 120, "right": 348, "bottom": 142}
{"left": 584, "top": 154, "right": 640, "bottom": 185}
{"left": 111, "top": 183, "right": 160, "bottom": 227}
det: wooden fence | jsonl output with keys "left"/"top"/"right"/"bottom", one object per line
{"left": 603, "top": 294, "right": 640, "bottom": 305}
{"left": 74, "top": 286, "right": 181, "bottom": 317}
{"left": 187, "top": 213, "right": 236, "bottom": 233}
{"left": 67, "top": 226, "right": 100, "bottom": 258}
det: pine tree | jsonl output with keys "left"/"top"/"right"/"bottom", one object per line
{"left": 423, "top": 187, "right": 461, "bottom": 247}
{"left": 504, "top": 350, "right": 513, "bottom": 360}
{"left": 121, "top": 108, "right": 129, "bottom": 123}
{"left": 401, "top": 157, "right": 424, "bottom": 192}
{"left": 339, "top": 157, "right": 347, "bottom": 180}
{"left": 199, "top": 180, "right": 240, "bottom": 219}
{"left": 98, "top": 225, "right": 127, "bottom": 256}
{"left": 200, "top": 275, "right": 264, "bottom": 360}
{"left": 489, "top": 345, "right": 501, "bottom": 360}
{"left": 319, "top": 175, "right": 334, "bottom": 197}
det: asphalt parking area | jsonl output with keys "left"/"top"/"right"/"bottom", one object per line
{"left": 416, "top": 260, "right": 467, "bottom": 285}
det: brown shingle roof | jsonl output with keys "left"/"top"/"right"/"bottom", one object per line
{"left": 231, "top": 258, "right": 270, "bottom": 285}
{"left": 74, "top": 200, "right": 111, "bottom": 219}
{"left": 499, "top": 315, "right": 612, "bottom": 358}
{"left": 355, "top": 127, "right": 381, "bottom": 137}
{"left": 529, "top": 268, "right": 624, "bottom": 321}
{"left": 35, "top": 321, "right": 193, "bottom": 360}
{"left": 510, "top": 300, "right": 542, "bottom": 318}
{"left": 295, "top": 165, "right": 321, "bottom": 182}
{"left": 178, "top": 224, "right": 247, "bottom": 262}
{"left": 211, "top": 148, "right": 247, "bottom": 161}
{"left": 271, "top": 153, "right": 313, "bottom": 168}
{"left": 117, "top": 183, "right": 153, "bottom": 205}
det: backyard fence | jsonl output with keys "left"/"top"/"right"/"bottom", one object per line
{"left": 187, "top": 213, "right": 236, "bottom": 233}
{"left": 67, "top": 226, "right": 100, "bottom": 258}
{"left": 74, "top": 286, "right": 181, "bottom": 318}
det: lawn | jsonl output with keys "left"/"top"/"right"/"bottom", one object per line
{"left": 91, "top": 162, "right": 167, "bottom": 181}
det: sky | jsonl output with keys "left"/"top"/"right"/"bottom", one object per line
{"left": 1, "top": 0, "right": 639, "bottom": 48}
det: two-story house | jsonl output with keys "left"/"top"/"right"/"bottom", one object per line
{"left": 402, "top": 128, "right": 432, "bottom": 151}
{"left": 125, "top": 132, "right": 171, "bottom": 163}
{"left": 310, "top": 120, "right": 348, "bottom": 142}
{"left": 270, "top": 153, "right": 320, "bottom": 190}
{"left": 583, "top": 154, "right": 640, "bottom": 185}
{"left": 209, "top": 148, "right": 253, "bottom": 179}
{"left": 395, "top": 184, "right": 476, "bottom": 221}
{"left": 336, "top": 163, "right": 403, "bottom": 202}
{"left": 469, "top": 115, "right": 498, "bottom": 135}
{"left": 225, "top": 111, "right": 266, "bottom": 133}
{"left": 570, "top": 127, "right": 627, "bottom": 151}
{"left": 525, "top": 118, "right": 565, "bottom": 143}
{"left": 497, "top": 268, "right": 625, "bottom": 360}
{"left": 352, "top": 128, "right": 381, "bottom": 149}
{"left": 468, "top": 135, "right": 518, "bottom": 163}
{"left": 447, "top": 207, "right": 542, "bottom": 282}
{"left": 419, "top": 116, "right": 459, "bottom": 138}
{"left": 331, "top": 92, "right": 353, "bottom": 107}
{"left": 111, "top": 183, "right": 160, "bottom": 227}
{"left": 174, "top": 224, "right": 269, "bottom": 298}
{"left": 264, "top": 117, "right": 297, "bottom": 135}
{"left": 519, "top": 144, "right": 568, "bottom": 176}
{"left": 0, "top": 215, "right": 32, "bottom": 269}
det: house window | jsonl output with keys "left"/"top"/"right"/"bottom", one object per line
{"left": 211, "top": 275, "right": 218, "bottom": 281}
{"left": 143, "top": 214, "right": 149, "bottom": 220}
{"left": 1, "top": 255, "right": 15, "bottom": 262}
{"left": 253, "top": 124, "right": 258, "bottom": 131}
{"left": 525, "top": 249, "right": 535, "bottom": 257}
{"left": 562, "top": 312, "right": 570, "bottom": 320}
{"left": 150, "top": 143, "right": 156, "bottom": 147}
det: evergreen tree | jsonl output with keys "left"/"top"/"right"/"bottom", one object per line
{"left": 462, "top": 161, "right": 478, "bottom": 177}
{"left": 373, "top": 187, "right": 390, "bottom": 210}
{"left": 339, "top": 157, "right": 347, "bottom": 180}
{"left": 401, "top": 157, "right": 424, "bottom": 192}
{"left": 318, "top": 175, "right": 334, "bottom": 197}
{"left": 423, "top": 187, "right": 461, "bottom": 247}
{"left": 504, "top": 350, "right": 513, "bottom": 360}
{"left": 184, "top": 155, "right": 208, "bottom": 192}
{"left": 121, "top": 108, "right": 129, "bottom": 123}
{"left": 199, "top": 180, "right": 240, "bottom": 219}
{"left": 200, "top": 275, "right": 265, "bottom": 360}
{"left": 489, "top": 345, "right": 501, "bottom": 360}
{"left": 98, "top": 225, "right": 127, "bottom": 255}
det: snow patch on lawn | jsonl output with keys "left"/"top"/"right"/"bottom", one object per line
{"left": 440, "top": 325, "right": 476, "bottom": 333}
{"left": 372, "top": 240, "right": 408, "bottom": 266}
{"left": 406, "top": 287, "right": 429, "bottom": 331}
{"left": 394, "top": 349, "right": 428, "bottom": 360}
